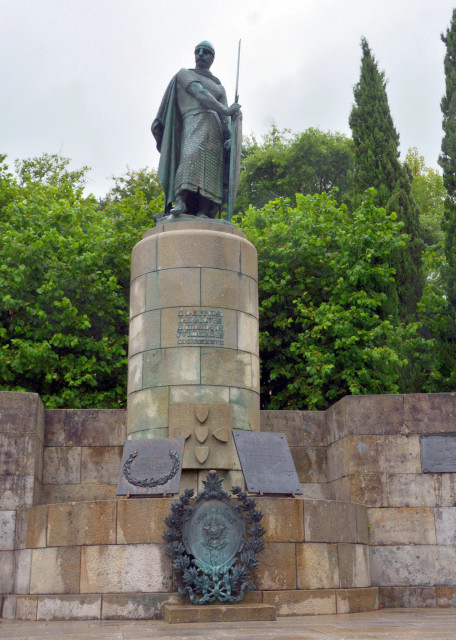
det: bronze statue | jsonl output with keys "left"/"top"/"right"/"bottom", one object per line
{"left": 152, "top": 41, "right": 241, "bottom": 219}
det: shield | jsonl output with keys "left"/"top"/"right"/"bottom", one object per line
{"left": 226, "top": 110, "right": 242, "bottom": 221}
{"left": 195, "top": 426, "right": 209, "bottom": 443}
{"left": 195, "top": 405, "right": 209, "bottom": 424}
{"left": 195, "top": 446, "right": 209, "bottom": 464}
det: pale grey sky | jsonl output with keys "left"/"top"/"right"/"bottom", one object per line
{"left": 1, "top": 0, "right": 454, "bottom": 197}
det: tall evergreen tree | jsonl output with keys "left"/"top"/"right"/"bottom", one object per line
{"left": 439, "top": 9, "right": 456, "bottom": 312}
{"left": 349, "top": 38, "right": 423, "bottom": 320}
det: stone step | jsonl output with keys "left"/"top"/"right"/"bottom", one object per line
{"left": 163, "top": 603, "right": 276, "bottom": 623}
{"left": 2, "top": 589, "right": 379, "bottom": 621}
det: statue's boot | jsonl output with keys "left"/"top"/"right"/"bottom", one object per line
{"left": 170, "top": 196, "right": 187, "bottom": 216}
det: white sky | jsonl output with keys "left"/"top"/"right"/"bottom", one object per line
{"left": 1, "top": 0, "right": 454, "bottom": 197}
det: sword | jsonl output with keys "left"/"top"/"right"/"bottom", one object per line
{"left": 227, "top": 39, "right": 241, "bottom": 222}
{"left": 234, "top": 39, "right": 241, "bottom": 104}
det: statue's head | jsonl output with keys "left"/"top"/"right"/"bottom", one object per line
{"left": 194, "top": 41, "right": 215, "bottom": 70}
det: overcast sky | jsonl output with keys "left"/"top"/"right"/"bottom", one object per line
{"left": 1, "top": 0, "right": 455, "bottom": 197}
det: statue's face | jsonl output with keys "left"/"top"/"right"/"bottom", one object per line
{"left": 195, "top": 46, "right": 214, "bottom": 70}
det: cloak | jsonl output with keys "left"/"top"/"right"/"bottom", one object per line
{"left": 151, "top": 69, "right": 223, "bottom": 212}
{"left": 151, "top": 74, "right": 181, "bottom": 212}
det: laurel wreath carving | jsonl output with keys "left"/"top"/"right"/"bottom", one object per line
{"left": 163, "top": 471, "right": 265, "bottom": 604}
{"left": 122, "top": 449, "right": 180, "bottom": 488}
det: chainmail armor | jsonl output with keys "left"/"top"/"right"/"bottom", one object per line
{"left": 174, "top": 68, "right": 227, "bottom": 203}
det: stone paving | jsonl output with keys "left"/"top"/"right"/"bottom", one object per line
{"left": 1, "top": 609, "right": 456, "bottom": 640}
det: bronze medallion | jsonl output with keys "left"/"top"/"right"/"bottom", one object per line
{"left": 183, "top": 497, "right": 245, "bottom": 577}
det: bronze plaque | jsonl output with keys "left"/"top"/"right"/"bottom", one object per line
{"left": 421, "top": 434, "right": 456, "bottom": 473}
{"left": 182, "top": 496, "right": 246, "bottom": 576}
{"left": 177, "top": 308, "right": 225, "bottom": 346}
{"left": 233, "top": 430, "right": 302, "bottom": 495}
{"left": 116, "top": 438, "right": 184, "bottom": 496}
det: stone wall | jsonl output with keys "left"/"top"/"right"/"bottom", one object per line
{"left": 2, "top": 496, "right": 374, "bottom": 620}
{"left": 325, "top": 393, "right": 456, "bottom": 607}
{"left": 2, "top": 390, "right": 456, "bottom": 618}
{"left": 0, "top": 392, "right": 44, "bottom": 607}
{"left": 42, "top": 409, "right": 126, "bottom": 504}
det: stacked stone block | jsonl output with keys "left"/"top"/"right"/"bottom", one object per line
{"left": 42, "top": 409, "right": 125, "bottom": 504}
{"left": 5, "top": 389, "right": 456, "bottom": 618}
{"left": 326, "top": 393, "right": 456, "bottom": 608}
{"left": 0, "top": 392, "right": 44, "bottom": 611}
{"left": 261, "top": 410, "right": 328, "bottom": 499}
{"left": 127, "top": 220, "right": 260, "bottom": 443}
{"left": 2, "top": 496, "right": 375, "bottom": 620}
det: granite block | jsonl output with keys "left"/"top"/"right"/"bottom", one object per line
{"left": 263, "top": 589, "right": 336, "bottom": 616}
{"left": 256, "top": 498, "right": 304, "bottom": 543}
{"left": 65, "top": 410, "right": 126, "bottom": 447}
{"left": 0, "top": 510, "right": 16, "bottom": 550}
{"left": 260, "top": 410, "right": 326, "bottom": 447}
{"left": 379, "top": 586, "right": 437, "bottom": 608}
{"left": 47, "top": 501, "right": 116, "bottom": 547}
{"left": 117, "top": 499, "right": 170, "bottom": 544}
{"left": 0, "top": 391, "right": 44, "bottom": 439}
{"left": 129, "top": 310, "right": 161, "bottom": 356}
{"left": 127, "top": 387, "right": 170, "bottom": 435}
{"left": 338, "top": 544, "right": 370, "bottom": 588}
{"left": 387, "top": 473, "right": 437, "bottom": 507}
{"left": 368, "top": 507, "right": 436, "bottom": 545}
{"left": 37, "top": 595, "right": 101, "bottom": 621}
{"left": 44, "top": 409, "right": 66, "bottom": 446}
{"left": 336, "top": 587, "right": 379, "bottom": 613}
{"left": 254, "top": 543, "right": 296, "bottom": 590}
{"left": 14, "top": 549, "right": 32, "bottom": 594}
{"left": 304, "top": 500, "right": 357, "bottom": 543}
{"left": 157, "top": 228, "right": 241, "bottom": 272}
{"left": 80, "top": 544, "right": 172, "bottom": 593}
{"left": 296, "top": 543, "right": 339, "bottom": 589}
{"left": 43, "top": 447, "right": 81, "bottom": 485}
{"left": 80, "top": 446, "right": 122, "bottom": 484}
{"left": 143, "top": 347, "right": 200, "bottom": 388}
{"left": 16, "top": 595, "right": 38, "bottom": 621}
{"left": 30, "top": 547, "right": 81, "bottom": 594}
{"left": 102, "top": 593, "right": 180, "bottom": 620}
{"left": 370, "top": 545, "right": 456, "bottom": 586}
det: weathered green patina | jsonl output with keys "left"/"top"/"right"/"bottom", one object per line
{"left": 163, "top": 471, "right": 264, "bottom": 604}
{"left": 152, "top": 42, "right": 241, "bottom": 219}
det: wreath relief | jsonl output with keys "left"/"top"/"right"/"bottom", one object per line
{"left": 163, "top": 471, "right": 265, "bottom": 604}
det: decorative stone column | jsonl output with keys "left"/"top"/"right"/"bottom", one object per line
{"left": 127, "top": 218, "right": 259, "bottom": 476}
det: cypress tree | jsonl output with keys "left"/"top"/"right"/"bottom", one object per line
{"left": 439, "top": 9, "right": 456, "bottom": 312}
{"left": 349, "top": 38, "right": 423, "bottom": 320}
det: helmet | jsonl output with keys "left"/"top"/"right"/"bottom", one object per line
{"left": 194, "top": 40, "right": 215, "bottom": 56}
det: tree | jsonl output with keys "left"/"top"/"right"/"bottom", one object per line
{"left": 0, "top": 154, "right": 161, "bottom": 407}
{"left": 405, "top": 147, "right": 445, "bottom": 247}
{"left": 14, "top": 153, "right": 89, "bottom": 190}
{"left": 349, "top": 38, "right": 424, "bottom": 320}
{"left": 99, "top": 166, "right": 163, "bottom": 209}
{"left": 235, "top": 126, "right": 354, "bottom": 214}
{"left": 439, "top": 9, "right": 456, "bottom": 312}
{"left": 237, "top": 191, "right": 426, "bottom": 410}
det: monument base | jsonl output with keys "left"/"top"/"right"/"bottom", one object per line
{"left": 162, "top": 603, "right": 276, "bottom": 623}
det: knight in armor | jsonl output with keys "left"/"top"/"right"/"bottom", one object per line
{"left": 152, "top": 41, "right": 240, "bottom": 218}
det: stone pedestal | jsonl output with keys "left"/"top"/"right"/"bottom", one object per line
{"left": 127, "top": 219, "right": 260, "bottom": 473}
{"left": 163, "top": 603, "right": 276, "bottom": 623}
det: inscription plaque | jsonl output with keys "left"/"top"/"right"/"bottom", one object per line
{"left": 233, "top": 430, "right": 302, "bottom": 495}
{"left": 421, "top": 434, "right": 456, "bottom": 473}
{"left": 177, "top": 308, "right": 225, "bottom": 346}
{"left": 116, "top": 438, "right": 184, "bottom": 496}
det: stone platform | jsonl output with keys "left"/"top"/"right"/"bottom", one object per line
{"left": 2, "top": 494, "right": 376, "bottom": 620}
{"left": 1, "top": 609, "right": 456, "bottom": 639}
{"left": 2, "top": 390, "right": 456, "bottom": 620}
{"left": 162, "top": 603, "right": 276, "bottom": 623}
